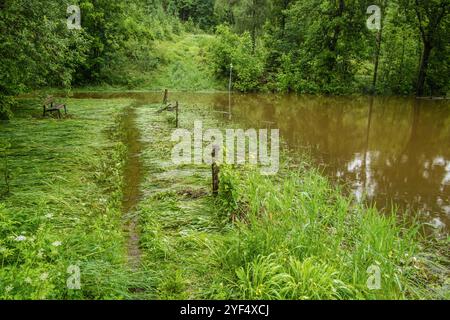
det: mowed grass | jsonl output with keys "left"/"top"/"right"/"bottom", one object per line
{"left": 0, "top": 98, "right": 155, "bottom": 299}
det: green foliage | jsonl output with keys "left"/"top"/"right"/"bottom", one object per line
{"left": 209, "top": 25, "right": 265, "bottom": 91}
{"left": 406, "top": 0, "right": 449, "bottom": 96}
{"left": 0, "top": 0, "right": 194, "bottom": 103}
{"left": 75, "top": 0, "right": 162, "bottom": 85}
{"left": 211, "top": 166, "right": 446, "bottom": 299}
{"left": 1, "top": 0, "right": 447, "bottom": 96}
{"left": 167, "top": 0, "right": 216, "bottom": 30}
{"left": 208, "top": 0, "right": 450, "bottom": 96}
{"left": 214, "top": 0, "right": 272, "bottom": 46}
{"left": 217, "top": 165, "right": 241, "bottom": 220}
{"left": 273, "top": 0, "right": 366, "bottom": 93}
{"left": 0, "top": 95, "right": 15, "bottom": 120}
{"left": 376, "top": 2, "right": 421, "bottom": 95}
{"left": 0, "top": 0, "right": 88, "bottom": 96}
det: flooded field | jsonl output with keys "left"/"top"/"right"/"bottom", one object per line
{"left": 70, "top": 92, "right": 450, "bottom": 233}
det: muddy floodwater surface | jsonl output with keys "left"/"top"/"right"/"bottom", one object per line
{"left": 71, "top": 92, "right": 450, "bottom": 233}
{"left": 121, "top": 104, "right": 144, "bottom": 269}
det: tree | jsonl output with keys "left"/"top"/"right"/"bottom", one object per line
{"left": 167, "top": 0, "right": 216, "bottom": 30}
{"left": 411, "top": 0, "right": 449, "bottom": 96}
{"left": 215, "top": 0, "right": 272, "bottom": 52}
{"left": 0, "top": 0, "right": 88, "bottom": 118}
{"left": 377, "top": 1, "right": 421, "bottom": 95}
{"left": 274, "top": 0, "right": 367, "bottom": 92}
{"left": 368, "top": 1, "right": 389, "bottom": 93}
{"left": 214, "top": 0, "right": 238, "bottom": 26}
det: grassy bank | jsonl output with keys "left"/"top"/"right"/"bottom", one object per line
{"left": 210, "top": 166, "right": 449, "bottom": 299}
{"left": 62, "top": 34, "right": 223, "bottom": 93}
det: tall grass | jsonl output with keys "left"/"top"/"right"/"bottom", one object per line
{"left": 142, "top": 34, "right": 222, "bottom": 91}
{"left": 207, "top": 163, "right": 448, "bottom": 300}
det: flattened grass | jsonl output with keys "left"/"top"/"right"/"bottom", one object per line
{"left": 135, "top": 104, "right": 222, "bottom": 299}
{"left": 0, "top": 98, "right": 155, "bottom": 299}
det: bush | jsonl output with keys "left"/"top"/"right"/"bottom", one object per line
{"left": 0, "top": 95, "right": 15, "bottom": 120}
{"left": 208, "top": 25, "right": 266, "bottom": 92}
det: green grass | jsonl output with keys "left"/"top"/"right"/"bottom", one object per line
{"left": 52, "top": 34, "right": 224, "bottom": 93}
{"left": 134, "top": 102, "right": 223, "bottom": 299}
{"left": 208, "top": 165, "right": 449, "bottom": 299}
{"left": 141, "top": 34, "right": 222, "bottom": 91}
{"left": 0, "top": 98, "right": 155, "bottom": 299}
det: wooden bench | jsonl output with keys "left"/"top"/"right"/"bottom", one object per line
{"left": 43, "top": 96, "right": 67, "bottom": 119}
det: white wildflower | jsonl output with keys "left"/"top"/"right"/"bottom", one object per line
{"left": 52, "top": 241, "right": 62, "bottom": 247}
{"left": 15, "top": 235, "right": 27, "bottom": 242}
{"left": 39, "top": 272, "right": 49, "bottom": 281}
{"left": 45, "top": 213, "right": 54, "bottom": 219}
{"left": 5, "top": 285, "right": 13, "bottom": 293}
{"left": 25, "top": 277, "right": 32, "bottom": 284}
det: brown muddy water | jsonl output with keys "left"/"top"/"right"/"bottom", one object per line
{"left": 120, "top": 104, "right": 144, "bottom": 269}
{"left": 71, "top": 92, "right": 450, "bottom": 234}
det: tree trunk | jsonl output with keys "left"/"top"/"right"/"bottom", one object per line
{"left": 251, "top": 26, "right": 256, "bottom": 54}
{"left": 372, "top": 30, "right": 383, "bottom": 92}
{"left": 417, "top": 41, "right": 432, "bottom": 96}
{"left": 251, "top": 2, "right": 257, "bottom": 54}
{"left": 397, "top": 34, "right": 406, "bottom": 89}
{"left": 327, "top": 0, "right": 345, "bottom": 74}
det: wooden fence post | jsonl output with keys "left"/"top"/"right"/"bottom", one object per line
{"left": 175, "top": 101, "right": 179, "bottom": 128}
{"left": 212, "top": 146, "right": 220, "bottom": 196}
{"left": 163, "top": 89, "right": 168, "bottom": 104}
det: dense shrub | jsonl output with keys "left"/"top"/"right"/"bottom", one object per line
{"left": 0, "top": 95, "right": 15, "bottom": 120}
{"left": 208, "top": 25, "right": 266, "bottom": 92}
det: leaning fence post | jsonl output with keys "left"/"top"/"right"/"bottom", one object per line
{"left": 175, "top": 101, "right": 179, "bottom": 128}
{"left": 163, "top": 89, "right": 168, "bottom": 104}
{"left": 212, "top": 145, "right": 220, "bottom": 196}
